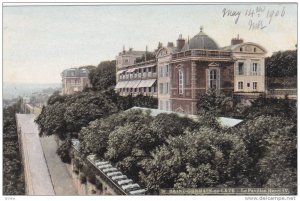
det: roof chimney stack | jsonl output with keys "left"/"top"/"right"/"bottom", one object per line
{"left": 177, "top": 34, "right": 185, "bottom": 52}
{"left": 231, "top": 34, "right": 243, "bottom": 45}
{"left": 167, "top": 42, "right": 174, "bottom": 48}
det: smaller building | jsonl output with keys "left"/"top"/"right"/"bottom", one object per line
{"left": 61, "top": 68, "right": 92, "bottom": 95}
{"left": 116, "top": 59, "right": 157, "bottom": 97}
{"left": 222, "top": 36, "right": 267, "bottom": 94}
{"left": 116, "top": 48, "right": 146, "bottom": 69}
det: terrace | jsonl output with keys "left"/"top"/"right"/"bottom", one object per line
{"left": 171, "top": 49, "right": 232, "bottom": 61}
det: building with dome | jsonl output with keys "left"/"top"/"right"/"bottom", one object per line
{"left": 115, "top": 27, "right": 267, "bottom": 114}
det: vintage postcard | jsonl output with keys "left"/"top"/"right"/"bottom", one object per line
{"left": 2, "top": 2, "right": 297, "bottom": 200}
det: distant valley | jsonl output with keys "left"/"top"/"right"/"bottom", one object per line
{"left": 3, "top": 82, "right": 61, "bottom": 99}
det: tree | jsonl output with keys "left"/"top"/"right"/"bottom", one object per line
{"left": 132, "top": 94, "right": 158, "bottom": 109}
{"left": 35, "top": 102, "right": 67, "bottom": 139}
{"left": 56, "top": 137, "right": 72, "bottom": 163}
{"left": 236, "top": 115, "right": 296, "bottom": 188}
{"left": 89, "top": 60, "right": 116, "bottom": 91}
{"left": 149, "top": 113, "right": 198, "bottom": 141}
{"left": 3, "top": 103, "right": 25, "bottom": 195}
{"left": 139, "top": 126, "right": 251, "bottom": 193}
{"left": 47, "top": 91, "right": 66, "bottom": 105}
{"left": 105, "top": 110, "right": 154, "bottom": 162}
{"left": 266, "top": 50, "right": 297, "bottom": 78}
{"left": 242, "top": 94, "right": 297, "bottom": 122}
{"left": 175, "top": 164, "right": 219, "bottom": 188}
{"left": 196, "top": 89, "right": 232, "bottom": 117}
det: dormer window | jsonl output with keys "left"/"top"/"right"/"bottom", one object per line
{"left": 254, "top": 48, "right": 257, "bottom": 52}
{"left": 240, "top": 47, "right": 243, "bottom": 51}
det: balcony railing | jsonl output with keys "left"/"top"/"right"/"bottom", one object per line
{"left": 172, "top": 49, "right": 232, "bottom": 60}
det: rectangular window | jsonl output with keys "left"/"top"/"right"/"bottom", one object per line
{"left": 238, "top": 81, "right": 243, "bottom": 90}
{"left": 238, "top": 62, "right": 244, "bottom": 75}
{"left": 166, "top": 65, "right": 169, "bottom": 77}
{"left": 166, "top": 83, "right": 169, "bottom": 94}
{"left": 252, "top": 63, "right": 258, "bottom": 75}
{"left": 149, "top": 87, "right": 152, "bottom": 92}
{"left": 253, "top": 82, "right": 258, "bottom": 90}
{"left": 179, "top": 70, "right": 184, "bottom": 94}
{"left": 159, "top": 83, "right": 163, "bottom": 94}
{"left": 160, "top": 66, "right": 163, "bottom": 77}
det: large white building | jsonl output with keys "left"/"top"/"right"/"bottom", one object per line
{"left": 222, "top": 37, "right": 267, "bottom": 93}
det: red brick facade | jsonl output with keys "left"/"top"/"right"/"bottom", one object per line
{"left": 170, "top": 60, "right": 234, "bottom": 114}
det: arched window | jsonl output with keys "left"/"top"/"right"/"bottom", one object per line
{"left": 178, "top": 69, "right": 184, "bottom": 94}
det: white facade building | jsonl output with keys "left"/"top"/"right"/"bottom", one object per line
{"left": 222, "top": 39, "right": 267, "bottom": 93}
{"left": 156, "top": 43, "right": 176, "bottom": 111}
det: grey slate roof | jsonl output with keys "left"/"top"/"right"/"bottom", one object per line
{"left": 61, "top": 68, "right": 89, "bottom": 77}
{"left": 181, "top": 31, "right": 219, "bottom": 51}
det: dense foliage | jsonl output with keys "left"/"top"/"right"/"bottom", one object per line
{"left": 3, "top": 99, "right": 25, "bottom": 195}
{"left": 265, "top": 50, "right": 297, "bottom": 88}
{"left": 265, "top": 50, "right": 297, "bottom": 78}
{"left": 77, "top": 105, "right": 296, "bottom": 194}
{"left": 89, "top": 60, "right": 116, "bottom": 91}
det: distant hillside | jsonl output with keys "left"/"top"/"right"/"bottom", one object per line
{"left": 3, "top": 82, "right": 61, "bottom": 99}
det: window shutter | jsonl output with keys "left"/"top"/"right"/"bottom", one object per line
{"left": 235, "top": 62, "right": 238, "bottom": 76}
{"left": 207, "top": 69, "right": 210, "bottom": 89}
{"left": 257, "top": 63, "right": 261, "bottom": 76}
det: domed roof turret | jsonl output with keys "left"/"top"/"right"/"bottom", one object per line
{"left": 181, "top": 27, "right": 219, "bottom": 51}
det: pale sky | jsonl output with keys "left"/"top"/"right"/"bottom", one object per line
{"left": 3, "top": 3, "right": 297, "bottom": 84}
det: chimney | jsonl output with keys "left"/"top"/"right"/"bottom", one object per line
{"left": 177, "top": 34, "right": 185, "bottom": 52}
{"left": 231, "top": 34, "right": 244, "bottom": 45}
{"left": 158, "top": 42, "right": 163, "bottom": 49}
{"left": 167, "top": 42, "right": 174, "bottom": 48}
{"left": 145, "top": 46, "right": 148, "bottom": 61}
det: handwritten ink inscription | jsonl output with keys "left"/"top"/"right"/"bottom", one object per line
{"left": 222, "top": 6, "right": 286, "bottom": 30}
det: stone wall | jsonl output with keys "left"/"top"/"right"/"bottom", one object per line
{"left": 65, "top": 153, "right": 118, "bottom": 195}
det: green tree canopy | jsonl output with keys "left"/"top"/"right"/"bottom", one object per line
{"left": 266, "top": 50, "right": 297, "bottom": 78}
{"left": 89, "top": 60, "right": 116, "bottom": 91}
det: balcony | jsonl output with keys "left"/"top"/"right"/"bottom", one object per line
{"left": 172, "top": 49, "right": 232, "bottom": 60}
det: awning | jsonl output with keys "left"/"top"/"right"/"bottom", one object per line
{"left": 126, "top": 68, "right": 138, "bottom": 73}
{"left": 132, "top": 80, "right": 141, "bottom": 88}
{"left": 137, "top": 64, "right": 156, "bottom": 69}
{"left": 117, "top": 70, "right": 127, "bottom": 74}
{"left": 125, "top": 80, "right": 141, "bottom": 88}
{"left": 137, "top": 79, "right": 156, "bottom": 88}
{"left": 115, "top": 81, "right": 129, "bottom": 89}
{"left": 125, "top": 80, "right": 136, "bottom": 88}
